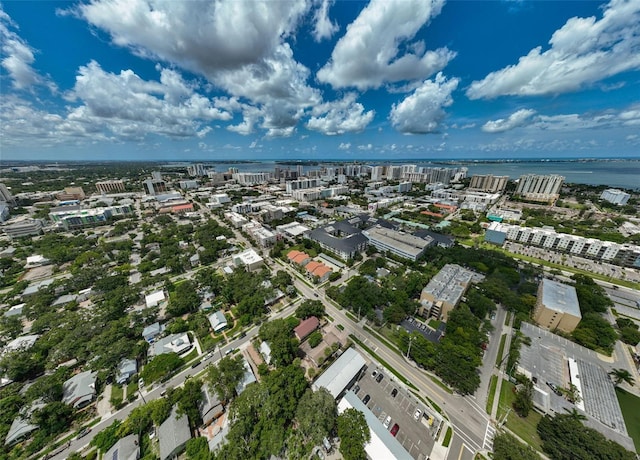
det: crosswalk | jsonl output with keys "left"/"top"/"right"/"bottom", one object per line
{"left": 482, "top": 423, "right": 496, "bottom": 451}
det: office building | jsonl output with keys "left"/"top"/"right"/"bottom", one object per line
{"left": 0, "top": 184, "right": 16, "bottom": 206}
{"left": 187, "top": 163, "right": 208, "bottom": 177}
{"left": 143, "top": 175, "right": 167, "bottom": 195}
{"left": 600, "top": 189, "right": 630, "bottom": 206}
{"left": 533, "top": 279, "right": 582, "bottom": 333}
{"left": 515, "top": 174, "right": 564, "bottom": 204}
{"left": 233, "top": 249, "right": 264, "bottom": 272}
{"left": 2, "top": 217, "right": 44, "bottom": 239}
{"left": 420, "top": 264, "right": 481, "bottom": 320}
{"left": 363, "top": 226, "right": 432, "bottom": 261}
{"left": 56, "top": 187, "right": 85, "bottom": 201}
{"left": 468, "top": 174, "right": 509, "bottom": 193}
{"left": 95, "top": 180, "right": 125, "bottom": 193}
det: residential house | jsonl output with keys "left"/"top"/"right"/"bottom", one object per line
{"left": 116, "top": 358, "right": 138, "bottom": 385}
{"left": 159, "top": 406, "right": 191, "bottom": 460}
{"left": 142, "top": 322, "right": 166, "bottom": 343}
{"left": 200, "top": 386, "right": 224, "bottom": 426}
{"left": 294, "top": 316, "right": 320, "bottom": 341}
{"left": 104, "top": 434, "right": 140, "bottom": 460}
{"left": 62, "top": 371, "right": 97, "bottom": 409}
{"left": 208, "top": 311, "right": 228, "bottom": 333}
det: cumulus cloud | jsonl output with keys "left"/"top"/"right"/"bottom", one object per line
{"left": 306, "top": 93, "right": 375, "bottom": 135}
{"left": 357, "top": 143, "right": 373, "bottom": 150}
{"left": 74, "top": 0, "right": 321, "bottom": 136}
{"left": 482, "top": 109, "right": 536, "bottom": 133}
{"left": 312, "top": 0, "right": 339, "bottom": 42}
{"left": 0, "top": 7, "right": 55, "bottom": 91}
{"left": 338, "top": 142, "right": 351, "bottom": 150}
{"left": 467, "top": 0, "right": 640, "bottom": 99}
{"left": 317, "top": 0, "right": 454, "bottom": 90}
{"left": 389, "top": 73, "right": 459, "bottom": 134}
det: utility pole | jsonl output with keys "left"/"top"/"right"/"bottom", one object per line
{"left": 406, "top": 335, "right": 414, "bottom": 359}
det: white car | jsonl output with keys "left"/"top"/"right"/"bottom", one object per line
{"left": 383, "top": 415, "right": 392, "bottom": 429}
{"left": 414, "top": 409, "right": 422, "bottom": 421}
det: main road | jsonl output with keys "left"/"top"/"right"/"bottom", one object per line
{"left": 280, "top": 262, "right": 490, "bottom": 460}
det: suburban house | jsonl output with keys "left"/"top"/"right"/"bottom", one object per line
{"left": 207, "top": 311, "right": 228, "bottom": 333}
{"left": 62, "top": 370, "right": 97, "bottom": 409}
{"left": 142, "top": 322, "right": 166, "bottom": 343}
{"left": 149, "top": 333, "right": 192, "bottom": 357}
{"left": 104, "top": 434, "right": 140, "bottom": 460}
{"left": 200, "top": 385, "right": 224, "bottom": 426}
{"left": 116, "top": 358, "right": 138, "bottom": 385}
{"left": 4, "top": 400, "right": 46, "bottom": 446}
{"left": 145, "top": 290, "right": 166, "bottom": 309}
{"left": 159, "top": 406, "right": 191, "bottom": 460}
{"left": 294, "top": 316, "right": 320, "bottom": 341}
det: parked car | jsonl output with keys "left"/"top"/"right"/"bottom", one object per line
{"left": 376, "top": 373, "right": 384, "bottom": 383}
{"left": 371, "top": 369, "right": 378, "bottom": 378}
{"left": 390, "top": 423, "right": 399, "bottom": 437}
{"left": 383, "top": 416, "right": 392, "bottom": 429}
{"left": 414, "top": 409, "right": 422, "bottom": 421}
{"left": 363, "top": 394, "right": 371, "bottom": 404}
{"left": 391, "top": 388, "right": 398, "bottom": 398}
{"left": 353, "top": 385, "right": 360, "bottom": 394}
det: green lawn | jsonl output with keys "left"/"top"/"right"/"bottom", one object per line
{"left": 110, "top": 384, "right": 123, "bottom": 407}
{"left": 486, "top": 375, "right": 498, "bottom": 414}
{"left": 428, "top": 319, "right": 442, "bottom": 330}
{"left": 126, "top": 381, "right": 138, "bottom": 398}
{"left": 442, "top": 427, "right": 452, "bottom": 447}
{"left": 616, "top": 387, "right": 640, "bottom": 453}
{"left": 495, "top": 334, "right": 507, "bottom": 368}
{"left": 497, "top": 380, "right": 543, "bottom": 452}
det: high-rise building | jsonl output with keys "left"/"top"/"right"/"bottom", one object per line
{"left": 187, "top": 164, "right": 208, "bottom": 177}
{"left": 600, "top": 189, "right": 630, "bottom": 206}
{"left": 515, "top": 174, "right": 564, "bottom": 204}
{"left": 142, "top": 176, "right": 167, "bottom": 195}
{"left": 0, "top": 183, "right": 16, "bottom": 206}
{"left": 469, "top": 174, "right": 509, "bottom": 193}
{"left": 370, "top": 166, "right": 384, "bottom": 181}
{"left": 96, "top": 180, "right": 125, "bottom": 194}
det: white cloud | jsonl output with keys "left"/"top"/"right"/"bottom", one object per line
{"left": 306, "top": 93, "right": 375, "bottom": 135}
{"left": 482, "top": 109, "right": 536, "bottom": 133}
{"left": 467, "top": 0, "right": 640, "bottom": 99}
{"left": 317, "top": 0, "right": 454, "bottom": 90}
{"left": 0, "top": 7, "right": 55, "bottom": 91}
{"left": 357, "top": 143, "right": 373, "bottom": 150}
{"left": 338, "top": 142, "right": 351, "bottom": 150}
{"left": 389, "top": 73, "right": 459, "bottom": 134}
{"left": 75, "top": 0, "right": 322, "bottom": 137}
{"left": 312, "top": 0, "right": 339, "bottom": 42}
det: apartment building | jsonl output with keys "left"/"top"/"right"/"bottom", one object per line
{"left": 515, "top": 174, "right": 564, "bottom": 204}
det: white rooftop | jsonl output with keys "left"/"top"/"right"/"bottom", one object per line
{"left": 312, "top": 348, "right": 366, "bottom": 399}
{"left": 541, "top": 279, "right": 581, "bottom": 317}
{"left": 145, "top": 290, "right": 166, "bottom": 308}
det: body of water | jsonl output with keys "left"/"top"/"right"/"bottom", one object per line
{"left": 197, "top": 159, "right": 640, "bottom": 190}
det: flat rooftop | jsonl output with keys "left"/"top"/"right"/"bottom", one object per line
{"left": 541, "top": 279, "right": 581, "bottom": 317}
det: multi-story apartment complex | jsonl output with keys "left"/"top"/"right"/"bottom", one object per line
{"left": 187, "top": 164, "right": 209, "bottom": 177}
{"left": 370, "top": 166, "right": 384, "bottom": 181}
{"left": 363, "top": 226, "right": 432, "bottom": 261}
{"left": 96, "top": 180, "right": 125, "bottom": 194}
{"left": 232, "top": 172, "right": 271, "bottom": 186}
{"left": 285, "top": 178, "right": 321, "bottom": 194}
{"left": 468, "top": 174, "right": 509, "bottom": 193}
{"left": 515, "top": 174, "right": 564, "bottom": 204}
{"left": 600, "top": 189, "right": 630, "bottom": 206}
{"left": 486, "top": 221, "right": 640, "bottom": 268}
{"left": 420, "top": 264, "right": 480, "bottom": 320}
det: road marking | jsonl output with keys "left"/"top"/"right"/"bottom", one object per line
{"left": 457, "top": 443, "right": 467, "bottom": 460}
{"left": 482, "top": 423, "right": 496, "bottom": 450}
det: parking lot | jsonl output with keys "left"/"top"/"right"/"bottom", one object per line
{"left": 352, "top": 367, "right": 440, "bottom": 460}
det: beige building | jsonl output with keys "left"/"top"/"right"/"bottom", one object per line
{"left": 532, "top": 279, "right": 582, "bottom": 333}
{"left": 420, "top": 264, "right": 482, "bottom": 320}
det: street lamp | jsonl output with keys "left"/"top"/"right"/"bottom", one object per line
{"left": 406, "top": 335, "right": 414, "bottom": 359}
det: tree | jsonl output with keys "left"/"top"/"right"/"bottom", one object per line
{"left": 259, "top": 319, "right": 298, "bottom": 367}
{"left": 295, "top": 300, "right": 325, "bottom": 319}
{"left": 175, "top": 378, "right": 204, "bottom": 429}
{"left": 609, "top": 368, "right": 635, "bottom": 387}
{"left": 91, "top": 420, "right": 122, "bottom": 451}
{"left": 186, "top": 437, "right": 212, "bottom": 460}
{"left": 272, "top": 270, "right": 292, "bottom": 290}
{"left": 207, "top": 355, "right": 245, "bottom": 402}
{"left": 295, "top": 388, "right": 337, "bottom": 445}
{"left": 337, "top": 408, "right": 370, "bottom": 460}
{"left": 493, "top": 432, "right": 540, "bottom": 460}
{"left": 140, "top": 353, "right": 182, "bottom": 383}
{"left": 513, "top": 377, "right": 534, "bottom": 417}
{"left": 168, "top": 280, "right": 200, "bottom": 316}
{"left": 31, "top": 402, "right": 73, "bottom": 437}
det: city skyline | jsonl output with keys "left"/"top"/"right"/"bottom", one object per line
{"left": 1, "top": 0, "right": 640, "bottom": 161}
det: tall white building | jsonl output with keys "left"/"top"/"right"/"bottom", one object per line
{"left": 600, "top": 189, "right": 630, "bottom": 206}
{"left": 469, "top": 175, "right": 509, "bottom": 193}
{"left": 370, "top": 166, "right": 384, "bottom": 181}
{"left": 515, "top": 174, "right": 564, "bottom": 204}
{"left": 233, "top": 172, "right": 271, "bottom": 186}
{"left": 0, "top": 183, "right": 15, "bottom": 205}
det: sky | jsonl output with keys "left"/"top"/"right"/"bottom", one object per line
{"left": 1, "top": 0, "right": 639, "bottom": 162}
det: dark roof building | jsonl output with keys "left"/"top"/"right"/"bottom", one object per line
{"left": 104, "top": 434, "right": 139, "bottom": 460}
{"left": 159, "top": 406, "right": 191, "bottom": 460}
{"left": 307, "top": 220, "right": 368, "bottom": 260}
{"left": 294, "top": 316, "right": 320, "bottom": 341}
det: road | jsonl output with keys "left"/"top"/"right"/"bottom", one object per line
{"left": 49, "top": 302, "right": 298, "bottom": 460}
{"left": 281, "top": 263, "right": 489, "bottom": 460}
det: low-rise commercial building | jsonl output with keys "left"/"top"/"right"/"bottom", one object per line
{"left": 2, "top": 217, "right": 44, "bottom": 238}
{"left": 600, "top": 188, "right": 631, "bottom": 206}
{"left": 312, "top": 347, "right": 366, "bottom": 399}
{"left": 233, "top": 249, "right": 264, "bottom": 272}
{"left": 420, "top": 264, "right": 481, "bottom": 320}
{"left": 363, "top": 226, "right": 432, "bottom": 261}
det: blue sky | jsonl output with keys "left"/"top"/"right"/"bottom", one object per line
{"left": 1, "top": 0, "right": 639, "bottom": 161}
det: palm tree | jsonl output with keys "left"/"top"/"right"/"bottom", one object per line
{"left": 563, "top": 407, "right": 587, "bottom": 422}
{"left": 609, "top": 368, "right": 635, "bottom": 387}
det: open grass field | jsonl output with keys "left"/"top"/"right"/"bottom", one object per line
{"left": 616, "top": 387, "right": 640, "bottom": 453}
{"left": 497, "top": 380, "right": 543, "bottom": 452}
